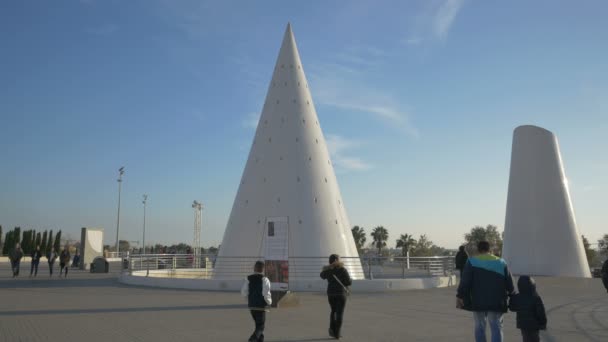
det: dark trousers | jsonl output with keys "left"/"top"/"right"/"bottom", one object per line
{"left": 30, "top": 261, "right": 39, "bottom": 276}
{"left": 521, "top": 329, "right": 540, "bottom": 342}
{"left": 249, "top": 310, "right": 266, "bottom": 342}
{"left": 60, "top": 263, "right": 68, "bottom": 277}
{"left": 11, "top": 261, "right": 20, "bottom": 277}
{"left": 602, "top": 276, "right": 608, "bottom": 293}
{"left": 48, "top": 262, "right": 55, "bottom": 276}
{"left": 328, "top": 294, "right": 347, "bottom": 337}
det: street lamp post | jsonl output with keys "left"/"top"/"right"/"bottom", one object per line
{"left": 192, "top": 200, "right": 203, "bottom": 268}
{"left": 115, "top": 167, "right": 125, "bottom": 255}
{"left": 142, "top": 194, "right": 148, "bottom": 254}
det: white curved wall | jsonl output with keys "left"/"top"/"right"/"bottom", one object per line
{"left": 120, "top": 273, "right": 455, "bottom": 292}
{"left": 502, "top": 125, "right": 590, "bottom": 278}
{"left": 215, "top": 24, "right": 363, "bottom": 280}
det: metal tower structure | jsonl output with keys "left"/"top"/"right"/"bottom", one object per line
{"left": 115, "top": 166, "right": 125, "bottom": 255}
{"left": 192, "top": 200, "right": 203, "bottom": 267}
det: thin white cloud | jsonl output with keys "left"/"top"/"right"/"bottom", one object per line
{"left": 85, "top": 24, "right": 118, "bottom": 35}
{"left": 326, "top": 135, "right": 372, "bottom": 172}
{"left": 403, "top": 37, "right": 423, "bottom": 45}
{"left": 242, "top": 112, "right": 260, "bottom": 130}
{"left": 326, "top": 134, "right": 361, "bottom": 155}
{"left": 401, "top": 0, "right": 466, "bottom": 45}
{"left": 336, "top": 157, "right": 372, "bottom": 171}
{"left": 433, "top": 0, "right": 465, "bottom": 40}
{"left": 310, "top": 66, "right": 419, "bottom": 138}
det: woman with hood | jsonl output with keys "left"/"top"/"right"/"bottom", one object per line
{"left": 320, "top": 254, "right": 352, "bottom": 339}
{"left": 509, "top": 276, "right": 547, "bottom": 342}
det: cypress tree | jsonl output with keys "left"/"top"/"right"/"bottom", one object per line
{"left": 14, "top": 227, "right": 21, "bottom": 245}
{"left": 2, "top": 231, "right": 11, "bottom": 255}
{"left": 27, "top": 230, "right": 33, "bottom": 254}
{"left": 41, "top": 231, "right": 48, "bottom": 255}
{"left": 4, "top": 230, "right": 14, "bottom": 255}
{"left": 27, "top": 230, "right": 34, "bottom": 254}
{"left": 35, "top": 232, "right": 42, "bottom": 249}
{"left": 31, "top": 229, "right": 36, "bottom": 252}
{"left": 21, "top": 230, "right": 29, "bottom": 254}
{"left": 47, "top": 230, "right": 54, "bottom": 254}
{"left": 53, "top": 230, "right": 62, "bottom": 252}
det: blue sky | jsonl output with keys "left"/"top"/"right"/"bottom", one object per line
{"left": 1, "top": 0, "right": 606, "bottom": 249}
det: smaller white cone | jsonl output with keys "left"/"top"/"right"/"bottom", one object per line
{"left": 502, "top": 125, "right": 590, "bottom": 278}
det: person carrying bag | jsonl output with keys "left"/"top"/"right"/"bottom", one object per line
{"left": 320, "top": 254, "right": 352, "bottom": 339}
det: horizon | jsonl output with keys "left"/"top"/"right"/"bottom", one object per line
{"left": 1, "top": 1, "right": 606, "bottom": 250}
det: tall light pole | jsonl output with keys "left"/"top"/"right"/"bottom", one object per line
{"left": 142, "top": 194, "right": 148, "bottom": 254}
{"left": 115, "top": 167, "right": 125, "bottom": 255}
{"left": 192, "top": 200, "right": 203, "bottom": 267}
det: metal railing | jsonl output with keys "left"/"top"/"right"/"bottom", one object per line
{"left": 125, "top": 254, "right": 454, "bottom": 280}
{"left": 105, "top": 251, "right": 130, "bottom": 259}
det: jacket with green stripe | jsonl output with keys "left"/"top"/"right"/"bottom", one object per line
{"left": 457, "top": 254, "right": 515, "bottom": 312}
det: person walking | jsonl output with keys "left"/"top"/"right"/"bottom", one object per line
{"left": 601, "top": 258, "right": 608, "bottom": 293}
{"left": 455, "top": 245, "right": 469, "bottom": 278}
{"left": 457, "top": 241, "right": 515, "bottom": 342}
{"left": 320, "top": 254, "right": 352, "bottom": 339}
{"left": 30, "top": 245, "right": 42, "bottom": 277}
{"left": 60, "top": 246, "right": 71, "bottom": 278}
{"left": 9, "top": 243, "right": 24, "bottom": 278}
{"left": 241, "top": 261, "right": 272, "bottom": 342}
{"left": 509, "top": 276, "right": 547, "bottom": 342}
{"left": 47, "top": 249, "right": 58, "bottom": 277}
{"left": 71, "top": 250, "right": 81, "bottom": 268}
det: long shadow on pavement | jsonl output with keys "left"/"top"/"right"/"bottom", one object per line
{"left": 0, "top": 303, "right": 247, "bottom": 316}
{"left": 0, "top": 276, "right": 123, "bottom": 289}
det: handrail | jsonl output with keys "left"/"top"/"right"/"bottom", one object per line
{"left": 125, "top": 254, "right": 455, "bottom": 280}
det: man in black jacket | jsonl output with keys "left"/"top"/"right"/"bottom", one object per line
{"left": 320, "top": 254, "right": 352, "bottom": 339}
{"left": 455, "top": 245, "right": 468, "bottom": 278}
{"left": 457, "top": 241, "right": 515, "bottom": 342}
{"left": 9, "top": 243, "right": 24, "bottom": 278}
{"left": 241, "top": 261, "right": 272, "bottom": 342}
{"left": 30, "top": 245, "right": 42, "bottom": 277}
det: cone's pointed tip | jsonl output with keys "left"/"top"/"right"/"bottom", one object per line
{"left": 284, "top": 22, "right": 293, "bottom": 36}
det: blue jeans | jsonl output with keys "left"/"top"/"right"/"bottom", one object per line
{"left": 473, "top": 311, "right": 503, "bottom": 342}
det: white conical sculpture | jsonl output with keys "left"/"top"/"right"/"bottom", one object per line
{"left": 502, "top": 125, "right": 590, "bottom": 278}
{"left": 214, "top": 24, "right": 363, "bottom": 282}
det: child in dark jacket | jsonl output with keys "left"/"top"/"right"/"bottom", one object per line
{"left": 241, "top": 261, "right": 272, "bottom": 342}
{"left": 509, "top": 276, "right": 547, "bottom": 342}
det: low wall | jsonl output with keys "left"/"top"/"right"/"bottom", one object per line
{"left": 0, "top": 256, "right": 33, "bottom": 262}
{"left": 119, "top": 271, "right": 456, "bottom": 292}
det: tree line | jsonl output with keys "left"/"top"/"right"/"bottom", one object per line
{"left": 0, "top": 225, "right": 63, "bottom": 256}
{"left": 582, "top": 234, "right": 608, "bottom": 267}
{"left": 104, "top": 241, "right": 220, "bottom": 255}
{"left": 353, "top": 224, "right": 608, "bottom": 266}
{"left": 351, "top": 224, "right": 504, "bottom": 257}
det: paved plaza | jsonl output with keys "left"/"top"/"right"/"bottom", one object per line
{"left": 0, "top": 262, "right": 606, "bottom": 342}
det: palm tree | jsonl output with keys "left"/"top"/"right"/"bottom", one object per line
{"left": 371, "top": 226, "right": 389, "bottom": 256}
{"left": 351, "top": 226, "right": 367, "bottom": 252}
{"left": 396, "top": 234, "right": 416, "bottom": 256}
